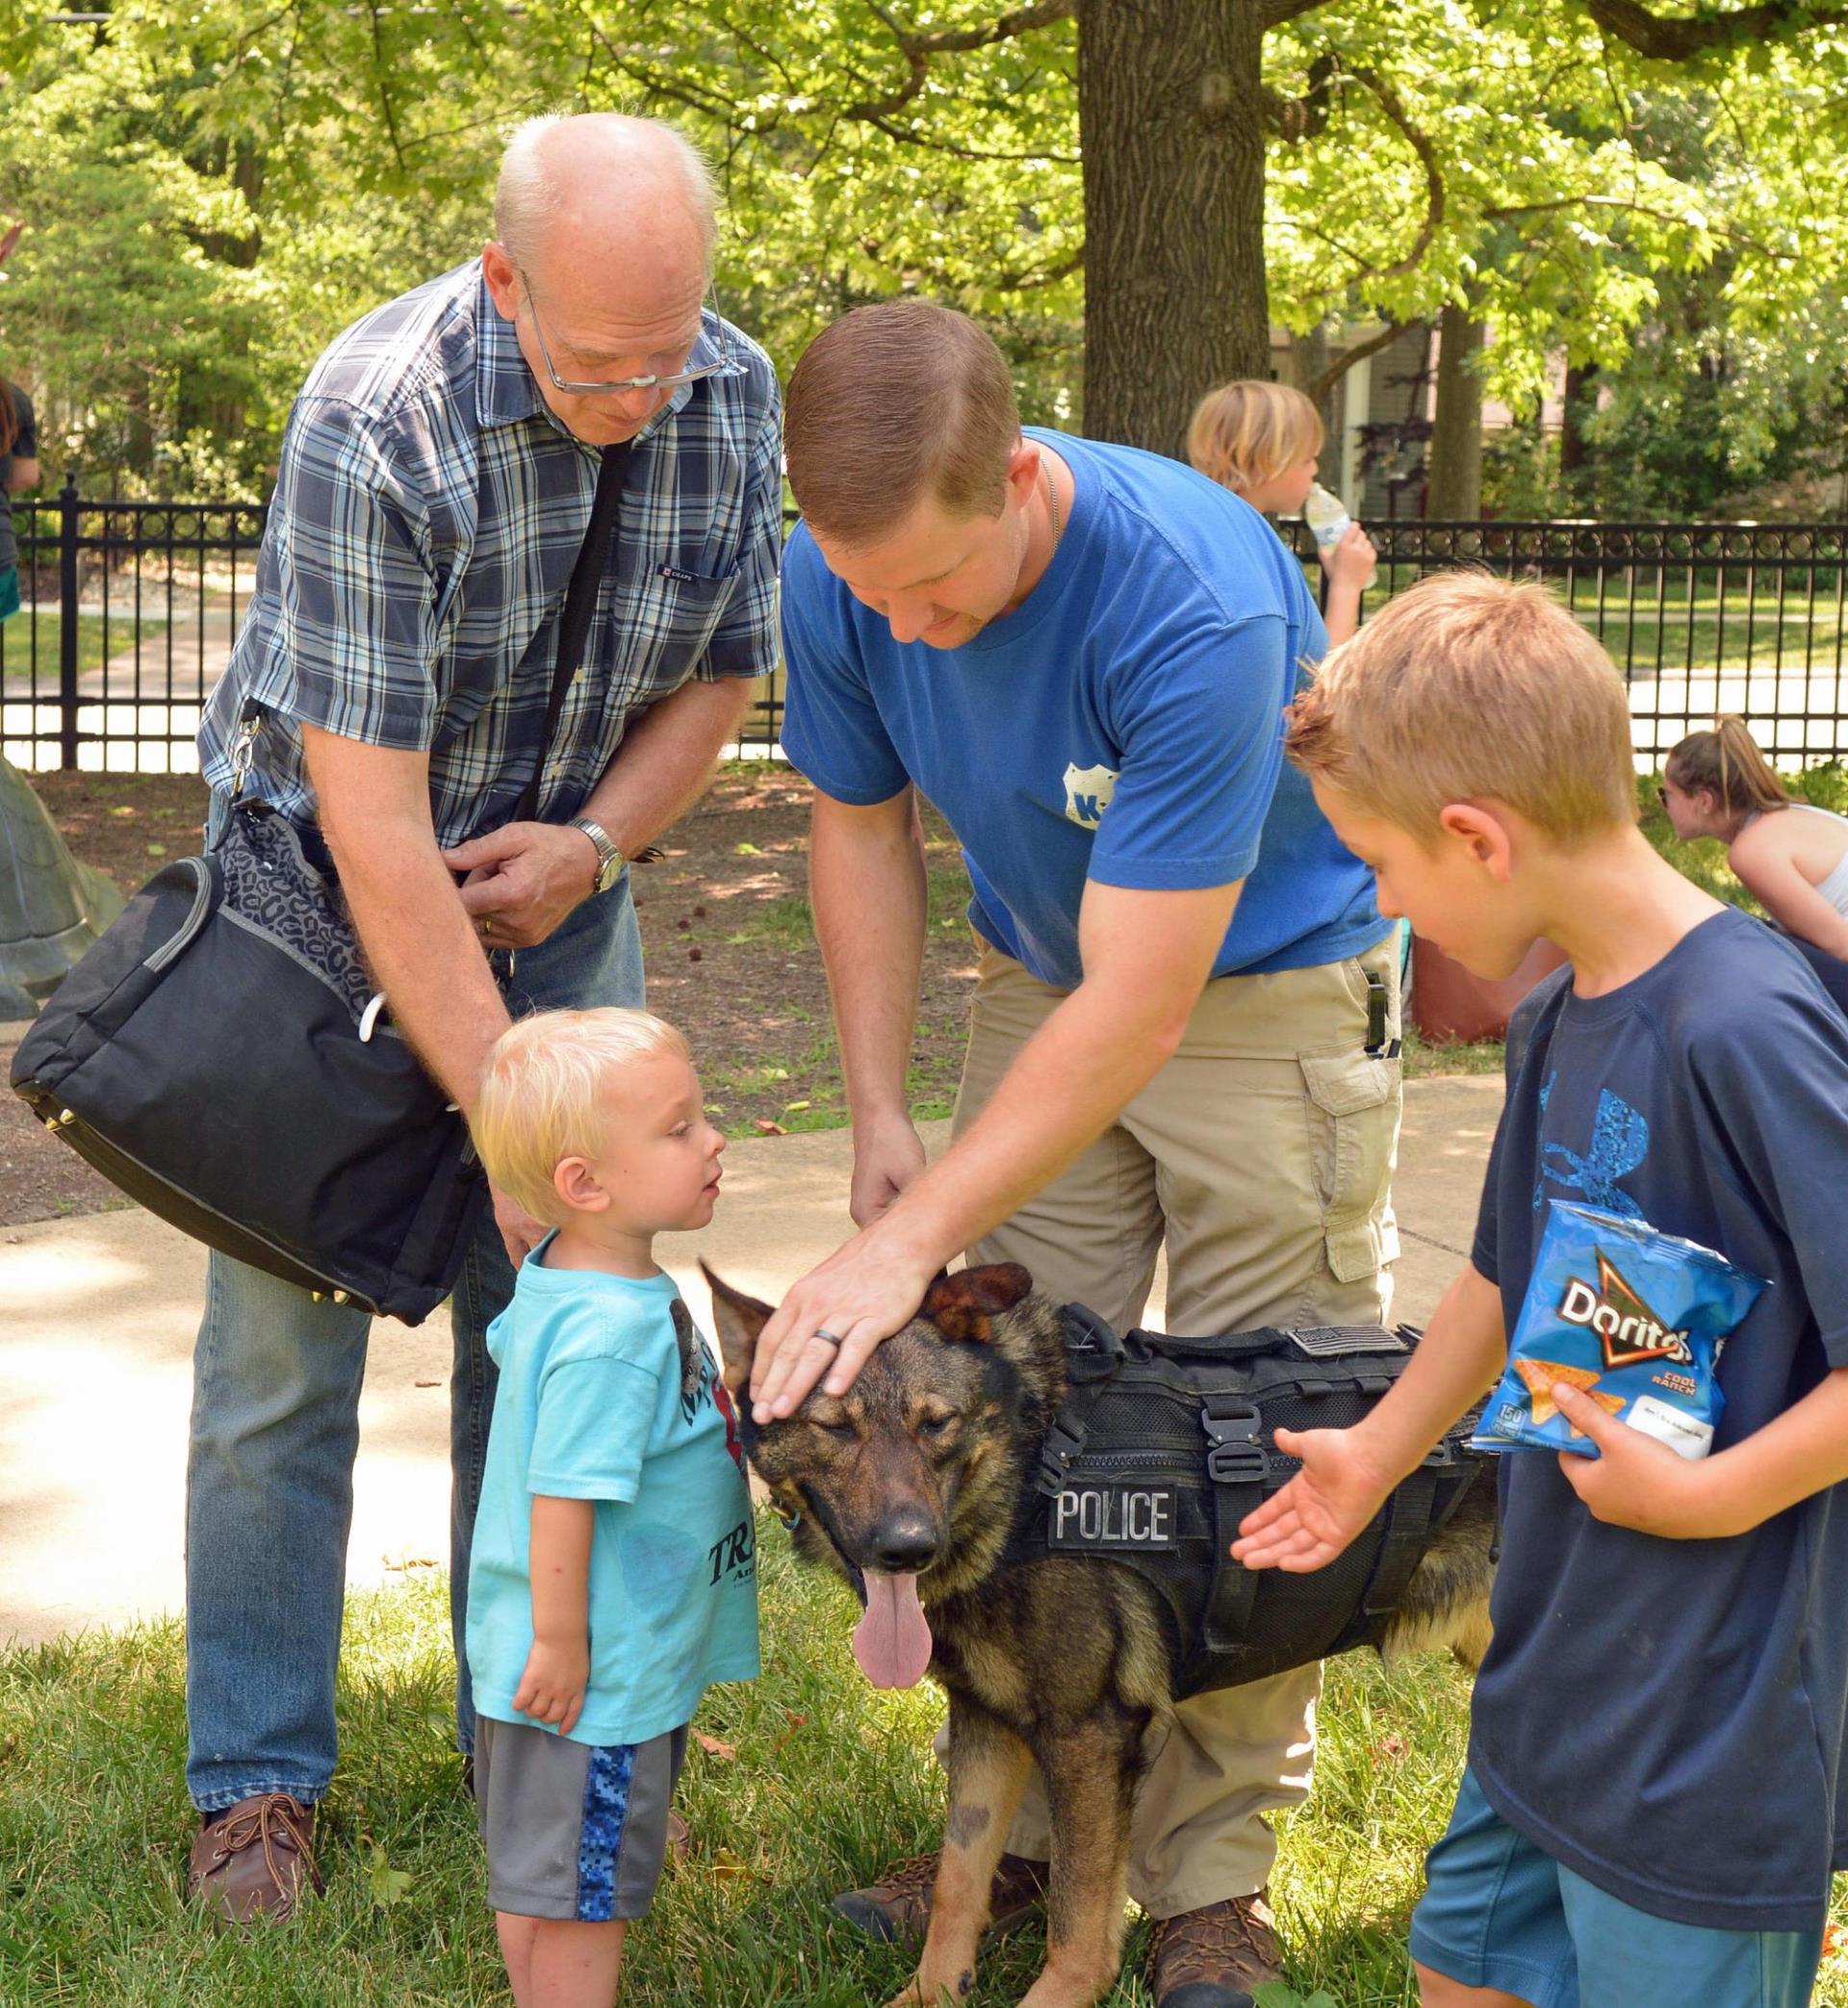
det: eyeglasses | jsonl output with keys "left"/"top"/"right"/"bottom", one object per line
{"left": 520, "top": 274, "right": 743, "bottom": 397}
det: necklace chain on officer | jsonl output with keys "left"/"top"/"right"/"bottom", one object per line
{"left": 1043, "top": 460, "right": 1063, "bottom": 553}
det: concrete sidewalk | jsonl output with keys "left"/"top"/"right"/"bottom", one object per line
{"left": 0, "top": 1074, "right": 1501, "bottom": 1649}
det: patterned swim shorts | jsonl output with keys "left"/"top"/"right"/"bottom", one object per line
{"left": 475, "top": 1715, "right": 689, "bottom": 1921}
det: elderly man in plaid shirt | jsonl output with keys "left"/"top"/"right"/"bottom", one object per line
{"left": 185, "top": 113, "right": 782, "bottom": 1923}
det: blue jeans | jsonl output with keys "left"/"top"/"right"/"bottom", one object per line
{"left": 184, "top": 877, "right": 644, "bottom": 1812}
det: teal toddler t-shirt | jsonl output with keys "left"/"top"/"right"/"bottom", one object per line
{"left": 465, "top": 1243, "right": 760, "bottom": 1746}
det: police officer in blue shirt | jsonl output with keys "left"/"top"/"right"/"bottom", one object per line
{"left": 749, "top": 300, "right": 1400, "bottom": 2008}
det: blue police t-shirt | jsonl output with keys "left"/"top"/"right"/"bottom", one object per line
{"left": 1470, "top": 910, "right": 1848, "bottom": 1931}
{"left": 780, "top": 428, "right": 1385, "bottom": 990}
{"left": 466, "top": 1243, "right": 760, "bottom": 1747}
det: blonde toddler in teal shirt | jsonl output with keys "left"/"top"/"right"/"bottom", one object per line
{"left": 467, "top": 1007, "right": 758, "bottom": 2008}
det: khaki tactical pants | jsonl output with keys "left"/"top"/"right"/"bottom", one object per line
{"left": 947, "top": 936, "right": 1402, "bottom": 1918}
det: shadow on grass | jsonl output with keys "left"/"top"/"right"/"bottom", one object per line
{"left": 0, "top": 1540, "right": 1460, "bottom": 2007}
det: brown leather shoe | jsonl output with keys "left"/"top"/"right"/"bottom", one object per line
{"left": 834, "top": 1848, "right": 1049, "bottom": 1945}
{"left": 187, "top": 1792, "right": 324, "bottom": 1925}
{"left": 1146, "top": 1891, "right": 1284, "bottom": 2008}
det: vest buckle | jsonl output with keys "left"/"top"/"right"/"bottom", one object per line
{"left": 1035, "top": 1416, "right": 1091, "bottom": 1496}
{"left": 1201, "top": 1400, "right": 1269, "bottom": 1484}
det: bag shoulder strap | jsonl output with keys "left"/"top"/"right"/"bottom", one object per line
{"left": 515, "top": 438, "right": 634, "bottom": 824}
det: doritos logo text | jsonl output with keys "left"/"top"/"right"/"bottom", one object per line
{"left": 1557, "top": 1251, "right": 1693, "bottom": 1369}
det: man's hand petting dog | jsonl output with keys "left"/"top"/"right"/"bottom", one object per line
{"left": 749, "top": 1225, "right": 937, "bottom": 1423}
{"left": 513, "top": 1636, "right": 589, "bottom": 1737}
{"left": 1231, "top": 1423, "right": 1402, "bottom": 1573}
{"left": 444, "top": 819, "right": 601, "bottom": 948}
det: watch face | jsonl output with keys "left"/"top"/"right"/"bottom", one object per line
{"left": 597, "top": 855, "right": 623, "bottom": 892}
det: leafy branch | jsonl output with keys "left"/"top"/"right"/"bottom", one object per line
{"left": 1307, "top": 317, "right": 1404, "bottom": 404}
{"left": 1285, "top": 62, "right": 1446, "bottom": 310}
{"left": 1581, "top": 0, "right": 1848, "bottom": 59}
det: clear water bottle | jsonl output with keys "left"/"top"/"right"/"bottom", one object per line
{"left": 1302, "top": 483, "right": 1378, "bottom": 588}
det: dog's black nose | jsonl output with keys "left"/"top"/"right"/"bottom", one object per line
{"left": 869, "top": 1509, "right": 939, "bottom": 1573}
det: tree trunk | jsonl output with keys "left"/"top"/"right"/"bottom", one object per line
{"left": 178, "top": 144, "right": 265, "bottom": 451}
{"left": 1077, "top": 0, "right": 1269, "bottom": 457}
{"left": 1284, "top": 322, "right": 1335, "bottom": 439}
{"left": 1559, "top": 361, "right": 1599, "bottom": 480}
{"left": 1425, "top": 300, "right": 1484, "bottom": 519}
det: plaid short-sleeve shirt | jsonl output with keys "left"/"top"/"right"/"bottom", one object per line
{"left": 198, "top": 260, "right": 782, "bottom": 847}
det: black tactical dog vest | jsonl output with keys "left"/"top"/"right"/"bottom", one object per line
{"left": 1008, "top": 1309, "right": 1488, "bottom": 1698}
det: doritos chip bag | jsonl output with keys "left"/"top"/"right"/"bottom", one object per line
{"left": 1472, "top": 1201, "right": 1766, "bottom": 1461}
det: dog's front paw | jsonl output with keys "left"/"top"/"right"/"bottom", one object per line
{"left": 883, "top": 1962, "right": 976, "bottom": 2008}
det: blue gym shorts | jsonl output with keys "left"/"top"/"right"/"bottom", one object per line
{"left": 1408, "top": 1766, "right": 1824, "bottom": 2008}
{"left": 475, "top": 1715, "right": 688, "bottom": 1922}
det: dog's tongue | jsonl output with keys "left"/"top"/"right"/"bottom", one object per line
{"left": 853, "top": 1571, "right": 933, "bottom": 1688}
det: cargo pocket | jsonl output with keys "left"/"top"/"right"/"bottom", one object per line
{"left": 1298, "top": 1047, "right": 1401, "bottom": 1282}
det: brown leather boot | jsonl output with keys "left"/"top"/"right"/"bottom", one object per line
{"left": 187, "top": 1792, "right": 324, "bottom": 1925}
{"left": 1146, "top": 1892, "right": 1284, "bottom": 2008}
{"left": 834, "top": 1849, "right": 1049, "bottom": 1945}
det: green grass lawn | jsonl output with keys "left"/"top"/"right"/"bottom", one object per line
{"left": 1356, "top": 563, "right": 1848, "bottom": 681}
{"left": 0, "top": 609, "right": 166, "bottom": 685}
{"left": 4, "top": 1518, "right": 1844, "bottom": 2005}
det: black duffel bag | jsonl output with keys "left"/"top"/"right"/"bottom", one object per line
{"left": 1013, "top": 1310, "right": 1491, "bottom": 1697}
{"left": 11, "top": 439, "right": 635, "bottom": 1323}
{"left": 11, "top": 798, "right": 482, "bottom": 1322}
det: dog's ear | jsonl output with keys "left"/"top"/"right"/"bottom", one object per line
{"left": 701, "top": 1262, "right": 775, "bottom": 1396}
{"left": 919, "top": 1262, "right": 1034, "bottom": 1343}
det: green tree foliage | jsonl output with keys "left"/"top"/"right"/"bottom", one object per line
{"left": 1593, "top": 43, "right": 1848, "bottom": 503}
{"left": 0, "top": 0, "right": 1844, "bottom": 485}
{"left": 0, "top": 0, "right": 518, "bottom": 484}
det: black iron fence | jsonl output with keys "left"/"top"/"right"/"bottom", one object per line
{"left": 1, "top": 482, "right": 266, "bottom": 771}
{"left": 1292, "top": 518, "right": 1848, "bottom": 769}
{"left": 4, "top": 481, "right": 1844, "bottom": 772}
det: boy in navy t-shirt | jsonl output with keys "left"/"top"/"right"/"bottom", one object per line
{"left": 1236, "top": 573, "right": 1848, "bottom": 2008}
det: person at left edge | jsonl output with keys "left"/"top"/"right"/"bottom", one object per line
{"left": 184, "top": 112, "right": 780, "bottom": 1926}
{"left": 0, "top": 369, "right": 39, "bottom": 624}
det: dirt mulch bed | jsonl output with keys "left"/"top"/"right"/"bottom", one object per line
{"left": 26, "top": 771, "right": 213, "bottom": 893}
{"left": 2, "top": 764, "right": 976, "bottom": 1226}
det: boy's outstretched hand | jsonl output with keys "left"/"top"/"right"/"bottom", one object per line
{"left": 1231, "top": 1425, "right": 1400, "bottom": 1572}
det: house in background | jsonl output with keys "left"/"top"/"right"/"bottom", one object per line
{"left": 1274, "top": 319, "right": 1569, "bottom": 519}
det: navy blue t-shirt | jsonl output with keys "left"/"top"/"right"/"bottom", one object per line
{"left": 1471, "top": 908, "right": 1848, "bottom": 1931}
{"left": 780, "top": 428, "right": 1384, "bottom": 990}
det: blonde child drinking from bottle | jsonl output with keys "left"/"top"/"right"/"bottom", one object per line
{"left": 1188, "top": 378, "right": 1376, "bottom": 644}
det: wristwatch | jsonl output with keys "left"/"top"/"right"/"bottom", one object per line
{"left": 570, "top": 817, "right": 626, "bottom": 894}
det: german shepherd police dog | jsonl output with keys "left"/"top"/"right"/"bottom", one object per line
{"left": 706, "top": 1262, "right": 1495, "bottom": 2008}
